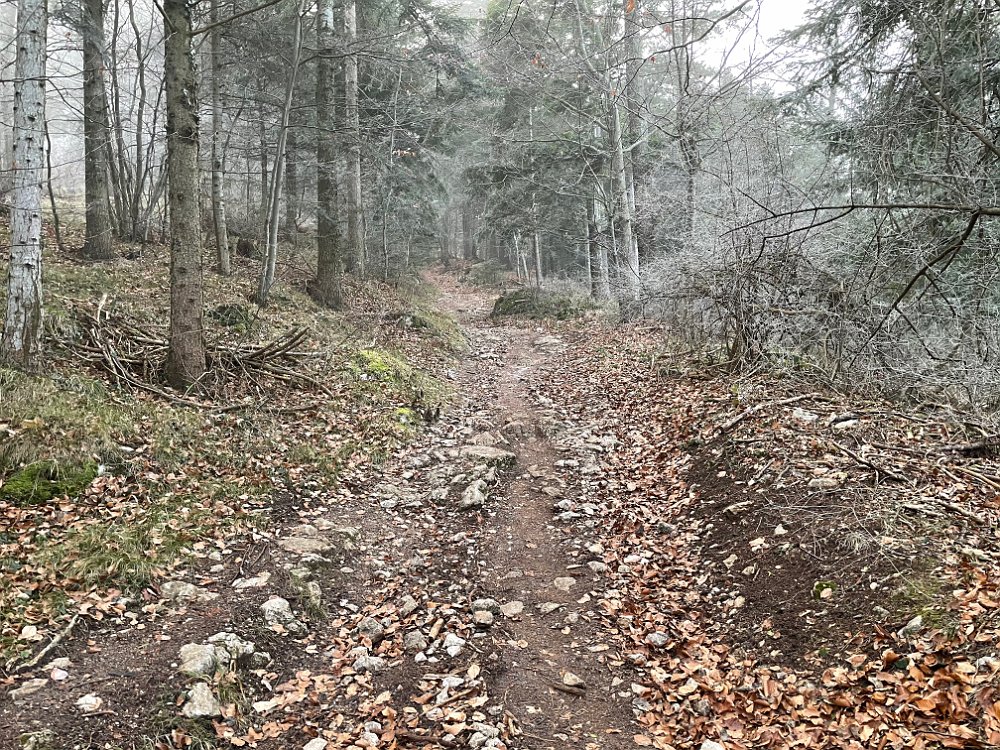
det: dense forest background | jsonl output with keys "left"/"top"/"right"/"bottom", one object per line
{"left": 2, "top": 0, "right": 1000, "bottom": 409}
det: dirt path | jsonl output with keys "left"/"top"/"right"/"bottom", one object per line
{"left": 430, "top": 280, "right": 638, "bottom": 749}
{"left": 2, "top": 275, "right": 643, "bottom": 750}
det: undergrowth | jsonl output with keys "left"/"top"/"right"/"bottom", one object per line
{"left": 0, "top": 239, "right": 462, "bottom": 667}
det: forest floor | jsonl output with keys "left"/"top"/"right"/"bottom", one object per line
{"left": 2, "top": 252, "right": 1000, "bottom": 750}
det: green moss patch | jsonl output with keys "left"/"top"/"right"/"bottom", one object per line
{"left": 0, "top": 460, "right": 98, "bottom": 505}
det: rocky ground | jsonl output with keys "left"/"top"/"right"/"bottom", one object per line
{"left": 3, "top": 271, "right": 999, "bottom": 750}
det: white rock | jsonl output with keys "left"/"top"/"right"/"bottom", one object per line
{"left": 443, "top": 633, "right": 467, "bottom": 657}
{"left": 75, "top": 693, "right": 104, "bottom": 713}
{"left": 232, "top": 571, "right": 271, "bottom": 589}
{"left": 645, "top": 632, "right": 669, "bottom": 648}
{"left": 161, "top": 581, "right": 218, "bottom": 604}
{"left": 473, "top": 610, "right": 494, "bottom": 629}
{"left": 500, "top": 600, "right": 524, "bottom": 617}
{"left": 700, "top": 741, "right": 725, "bottom": 750}
{"left": 261, "top": 597, "right": 295, "bottom": 625}
{"left": 278, "top": 537, "right": 333, "bottom": 554}
{"left": 179, "top": 643, "right": 218, "bottom": 677}
{"left": 808, "top": 476, "right": 841, "bottom": 489}
{"left": 471, "top": 598, "right": 501, "bottom": 615}
{"left": 9, "top": 678, "right": 47, "bottom": 702}
{"left": 459, "top": 445, "right": 517, "bottom": 468}
{"left": 899, "top": 614, "right": 923, "bottom": 637}
{"left": 404, "top": 630, "right": 428, "bottom": 653}
{"left": 460, "top": 480, "right": 489, "bottom": 510}
{"left": 303, "top": 739, "right": 328, "bottom": 750}
{"left": 208, "top": 632, "right": 256, "bottom": 662}
{"left": 182, "top": 682, "right": 222, "bottom": 718}
{"left": 562, "top": 672, "right": 586, "bottom": 688}
{"left": 553, "top": 577, "right": 576, "bottom": 592}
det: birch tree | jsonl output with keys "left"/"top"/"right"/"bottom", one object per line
{"left": 1, "top": 0, "right": 47, "bottom": 369}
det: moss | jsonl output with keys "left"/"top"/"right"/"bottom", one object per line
{"left": 351, "top": 348, "right": 414, "bottom": 383}
{"left": 1, "top": 460, "right": 98, "bottom": 505}
{"left": 207, "top": 303, "right": 253, "bottom": 328}
{"left": 812, "top": 579, "right": 838, "bottom": 600}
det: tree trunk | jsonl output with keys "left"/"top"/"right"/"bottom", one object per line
{"left": 82, "top": 0, "right": 115, "bottom": 260}
{"left": 258, "top": 78, "right": 268, "bottom": 233}
{"left": 311, "top": 0, "right": 342, "bottom": 307}
{"left": 284, "top": 117, "right": 299, "bottom": 237}
{"left": 344, "top": 0, "right": 365, "bottom": 275}
{"left": 163, "top": 0, "right": 206, "bottom": 388}
{"left": 1, "top": 0, "right": 46, "bottom": 368}
{"left": 609, "top": 97, "right": 639, "bottom": 296}
{"left": 462, "top": 205, "right": 475, "bottom": 260}
{"left": 623, "top": 0, "right": 648, "bottom": 261}
{"left": 210, "top": 0, "right": 230, "bottom": 275}
{"left": 256, "top": 0, "right": 306, "bottom": 305}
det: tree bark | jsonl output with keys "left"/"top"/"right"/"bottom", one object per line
{"left": 622, "top": 0, "right": 648, "bottom": 261}
{"left": 82, "top": 0, "right": 115, "bottom": 260}
{"left": 311, "top": 0, "right": 342, "bottom": 307}
{"left": 1, "top": 0, "right": 46, "bottom": 368}
{"left": 210, "top": 0, "right": 230, "bottom": 274}
{"left": 163, "top": 0, "right": 206, "bottom": 388}
{"left": 462, "top": 204, "right": 475, "bottom": 260}
{"left": 284, "top": 116, "right": 299, "bottom": 237}
{"left": 344, "top": 0, "right": 365, "bottom": 275}
{"left": 609, "top": 97, "right": 639, "bottom": 296}
{"left": 256, "top": 0, "right": 306, "bottom": 305}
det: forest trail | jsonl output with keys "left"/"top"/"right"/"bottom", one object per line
{"left": 5, "top": 269, "right": 1000, "bottom": 750}
{"left": 2, "top": 273, "right": 644, "bottom": 750}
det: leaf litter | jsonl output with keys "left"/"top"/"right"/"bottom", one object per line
{"left": 2, "top": 261, "right": 999, "bottom": 750}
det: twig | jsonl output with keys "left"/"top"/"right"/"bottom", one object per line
{"left": 9, "top": 614, "right": 80, "bottom": 674}
{"left": 718, "top": 393, "right": 820, "bottom": 433}
{"left": 831, "top": 442, "right": 907, "bottom": 483}
{"left": 548, "top": 681, "right": 586, "bottom": 697}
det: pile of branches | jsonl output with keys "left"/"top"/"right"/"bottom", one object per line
{"left": 60, "top": 301, "right": 327, "bottom": 404}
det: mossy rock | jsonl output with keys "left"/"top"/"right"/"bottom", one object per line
{"left": 208, "top": 303, "right": 252, "bottom": 328}
{"left": 492, "top": 288, "right": 597, "bottom": 321}
{"left": 466, "top": 259, "right": 505, "bottom": 288}
{"left": 350, "top": 348, "right": 413, "bottom": 383}
{"left": 1, "top": 461, "right": 98, "bottom": 506}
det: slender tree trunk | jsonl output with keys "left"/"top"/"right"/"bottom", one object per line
{"left": 257, "top": 0, "right": 306, "bottom": 305}
{"left": 284, "top": 117, "right": 299, "bottom": 237}
{"left": 528, "top": 106, "right": 543, "bottom": 286}
{"left": 126, "top": 0, "right": 148, "bottom": 240}
{"left": 586, "top": 199, "right": 598, "bottom": 297}
{"left": 163, "top": 0, "right": 206, "bottom": 388}
{"left": 344, "top": 0, "right": 364, "bottom": 275}
{"left": 609, "top": 97, "right": 639, "bottom": 296}
{"left": 1, "top": 0, "right": 46, "bottom": 368}
{"left": 257, "top": 78, "right": 268, "bottom": 233}
{"left": 82, "top": 0, "right": 115, "bottom": 260}
{"left": 210, "top": 0, "right": 230, "bottom": 274}
{"left": 311, "top": 0, "right": 342, "bottom": 307}
{"left": 462, "top": 204, "right": 475, "bottom": 260}
{"left": 623, "top": 0, "right": 648, "bottom": 261}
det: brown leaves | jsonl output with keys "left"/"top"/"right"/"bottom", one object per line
{"left": 533, "top": 324, "right": 1000, "bottom": 749}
